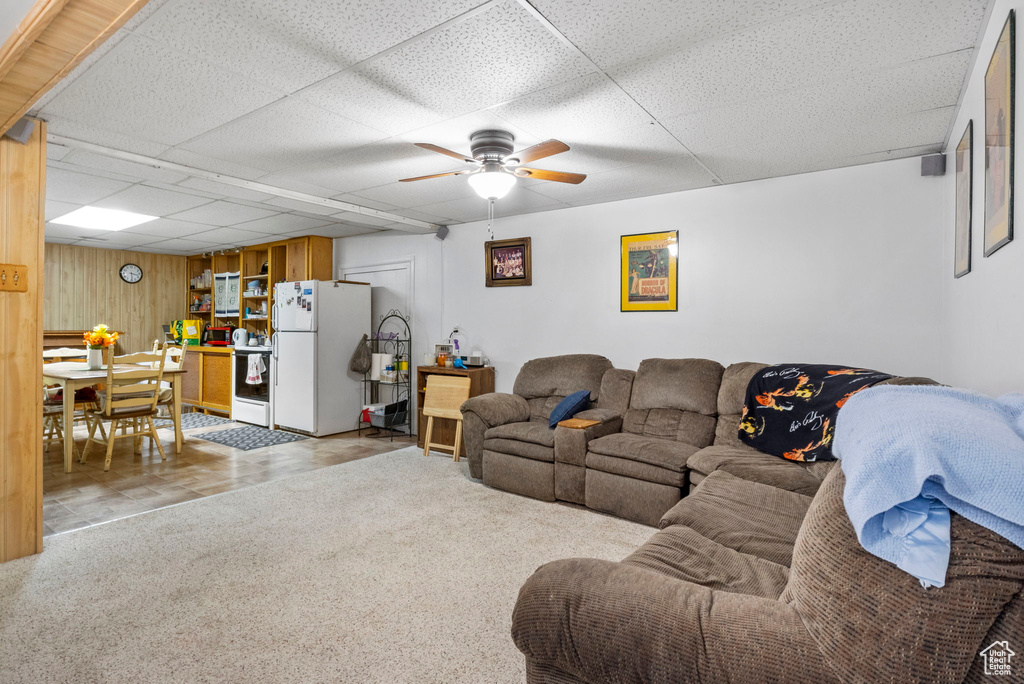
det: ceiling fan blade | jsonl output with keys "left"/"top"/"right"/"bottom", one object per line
{"left": 509, "top": 139, "right": 569, "bottom": 165}
{"left": 414, "top": 143, "right": 477, "bottom": 164}
{"left": 517, "top": 167, "right": 586, "bottom": 184}
{"left": 399, "top": 170, "right": 471, "bottom": 183}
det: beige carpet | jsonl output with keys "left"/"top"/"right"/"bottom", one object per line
{"left": 0, "top": 447, "right": 652, "bottom": 683}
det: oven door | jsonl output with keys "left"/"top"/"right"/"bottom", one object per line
{"left": 234, "top": 350, "right": 270, "bottom": 403}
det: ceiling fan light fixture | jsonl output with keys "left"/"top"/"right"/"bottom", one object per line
{"left": 468, "top": 167, "right": 516, "bottom": 200}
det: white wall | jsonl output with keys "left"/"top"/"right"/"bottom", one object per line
{"left": 338, "top": 156, "right": 945, "bottom": 394}
{"left": 942, "top": 0, "right": 1024, "bottom": 397}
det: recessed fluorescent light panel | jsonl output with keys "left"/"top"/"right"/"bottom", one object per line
{"left": 51, "top": 206, "right": 158, "bottom": 231}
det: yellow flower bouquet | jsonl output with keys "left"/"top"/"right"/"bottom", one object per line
{"left": 83, "top": 324, "right": 119, "bottom": 349}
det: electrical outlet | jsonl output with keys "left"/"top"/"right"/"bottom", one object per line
{"left": 0, "top": 263, "right": 28, "bottom": 292}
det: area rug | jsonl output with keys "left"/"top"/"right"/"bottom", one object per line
{"left": 193, "top": 424, "right": 308, "bottom": 450}
{"left": 154, "top": 412, "right": 234, "bottom": 430}
{"left": 0, "top": 447, "right": 651, "bottom": 683}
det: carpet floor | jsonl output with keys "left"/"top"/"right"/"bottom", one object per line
{"left": 0, "top": 446, "right": 652, "bottom": 683}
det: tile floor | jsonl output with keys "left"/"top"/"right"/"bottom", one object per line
{"left": 44, "top": 416, "right": 415, "bottom": 536}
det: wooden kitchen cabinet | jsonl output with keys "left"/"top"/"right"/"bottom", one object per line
{"left": 182, "top": 346, "right": 234, "bottom": 414}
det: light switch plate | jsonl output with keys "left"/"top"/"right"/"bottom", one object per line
{"left": 0, "top": 264, "right": 28, "bottom": 292}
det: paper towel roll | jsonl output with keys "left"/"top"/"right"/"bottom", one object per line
{"left": 370, "top": 353, "right": 383, "bottom": 381}
{"left": 379, "top": 353, "right": 394, "bottom": 374}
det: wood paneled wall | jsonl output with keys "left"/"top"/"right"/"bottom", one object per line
{"left": 0, "top": 119, "right": 45, "bottom": 562}
{"left": 44, "top": 244, "right": 186, "bottom": 353}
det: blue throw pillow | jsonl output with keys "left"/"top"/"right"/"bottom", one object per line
{"left": 548, "top": 390, "right": 592, "bottom": 428}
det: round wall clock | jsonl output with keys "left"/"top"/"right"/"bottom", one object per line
{"left": 119, "top": 263, "right": 143, "bottom": 284}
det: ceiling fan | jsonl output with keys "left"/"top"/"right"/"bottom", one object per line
{"left": 400, "top": 130, "right": 586, "bottom": 200}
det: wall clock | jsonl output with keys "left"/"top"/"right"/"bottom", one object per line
{"left": 119, "top": 263, "right": 143, "bottom": 284}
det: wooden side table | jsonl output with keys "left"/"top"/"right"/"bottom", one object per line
{"left": 416, "top": 365, "right": 495, "bottom": 453}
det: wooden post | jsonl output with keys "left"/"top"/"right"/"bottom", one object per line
{"left": 0, "top": 118, "right": 45, "bottom": 562}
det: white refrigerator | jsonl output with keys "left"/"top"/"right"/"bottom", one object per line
{"left": 272, "top": 280, "right": 370, "bottom": 436}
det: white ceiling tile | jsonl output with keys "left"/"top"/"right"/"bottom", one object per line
{"left": 60, "top": 149, "right": 189, "bottom": 184}
{"left": 352, "top": 175, "right": 481, "bottom": 208}
{"left": 330, "top": 194, "right": 399, "bottom": 212}
{"left": 178, "top": 98, "right": 387, "bottom": 173}
{"left": 232, "top": 213, "right": 330, "bottom": 235}
{"left": 42, "top": 33, "right": 284, "bottom": 146}
{"left": 263, "top": 197, "right": 340, "bottom": 216}
{"left": 493, "top": 72, "right": 653, "bottom": 140}
{"left": 168, "top": 201, "right": 280, "bottom": 226}
{"left": 390, "top": 208, "right": 453, "bottom": 224}
{"left": 157, "top": 149, "right": 268, "bottom": 180}
{"left": 530, "top": 0, "right": 831, "bottom": 69}
{"left": 174, "top": 177, "right": 275, "bottom": 202}
{"left": 354, "top": 0, "right": 594, "bottom": 120}
{"left": 291, "top": 224, "right": 384, "bottom": 239}
{"left": 140, "top": 180, "right": 224, "bottom": 201}
{"left": 93, "top": 184, "right": 215, "bottom": 216}
{"left": 414, "top": 187, "right": 569, "bottom": 223}
{"left": 134, "top": 0, "right": 484, "bottom": 93}
{"left": 143, "top": 237, "right": 222, "bottom": 254}
{"left": 42, "top": 116, "right": 172, "bottom": 157}
{"left": 44, "top": 223, "right": 100, "bottom": 240}
{"left": 183, "top": 227, "right": 278, "bottom": 245}
{"left": 263, "top": 140, "right": 465, "bottom": 195}
{"left": 532, "top": 154, "right": 717, "bottom": 204}
{"left": 46, "top": 143, "right": 72, "bottom": 161}
{"left": 45, "top": 167, "right": 133, "bottom": 205}
{"left": 61, "top": 231, "right": 165, "bottom": 248}
{"left": 47, "top": 159, "right": 142, "bottom": 184}
{"left": 119, "top": 217, "right": 215, "bottom": 239}
{"left": 611, "top": 0, "right": 988, "bottom": 119}
{"left": 45, "top": 200, "right": 81, "bottom": 222}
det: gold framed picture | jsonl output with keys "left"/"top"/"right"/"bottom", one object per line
{"left": 955, "top": 120, "right": 973, "bottom": 278}
{"left": 985, "top": 11, "right": 1014, "bottom": 257}
{"left": 485, "top": 236, "right": 531, "bottom": 287}
{"left": 620, "top": 230, "right": 678, "bottom": 312}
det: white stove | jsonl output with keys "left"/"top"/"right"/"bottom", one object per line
{"left": 231, "top": 345, "right": 275, "bottom": 428}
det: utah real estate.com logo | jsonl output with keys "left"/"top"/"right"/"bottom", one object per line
{"left": 980, "top": 641, "right": 1015, "bottom": 676}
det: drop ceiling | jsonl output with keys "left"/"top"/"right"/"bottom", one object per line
{"left": 29, "top": 0, "right": 990, "bottom": 253}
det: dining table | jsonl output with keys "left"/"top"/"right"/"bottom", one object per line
{"left": 42, "top": 362, "right": 186, "bottom": 473}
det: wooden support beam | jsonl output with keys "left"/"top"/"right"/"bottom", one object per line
{"left": 0, "top": 0, "right": 150, "bottom": 136}
{"left": 0, "top": 119, "right": 45, "bottom": 562}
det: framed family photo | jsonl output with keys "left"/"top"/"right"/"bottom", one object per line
{"left": 485, "top": 236, "right": 531, "bottom": 287}
{"left": 620, "top": 230, "right": 678, "bottom": 312}
{"left": 985, "top": 11, "right": 1014, "bottom": 257}
{"left": 955, "top": 120, "right": 973, "bottom": 278}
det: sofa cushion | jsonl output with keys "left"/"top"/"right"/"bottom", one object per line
{"left": 687, "top": 445, "right": 835, "bottom": 496}
{"left": 714, "top": 362, "right": 769, "bottom": 447}
{"left": 485, "top": 421, "right": 555, "bottom": 447}
{"left": 513, "top": 354, "right": 612, "bottom": 421}
{"left": 623, "top": 408, "right": 716, "bottom": 447}
{"left": 623, "top": 524, "right": 790, "bottom": 598}
{"left": 660, "top": 470, "right": 813, "bottom": 567}
{"left": 588, "top": 432, "right": 700, "bottom": 473}
{"left": 483, "top": 438, "right": 553, "bottom": 462}
{"left": 585, "top": 452, "right": 685, "bottom": 487}
{"left": 629, "top": 358, "right": 723, "bottom": 414}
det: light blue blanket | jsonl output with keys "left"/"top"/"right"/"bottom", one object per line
{"left": 833, "top": 385, "right": 1024, "bottom": 588}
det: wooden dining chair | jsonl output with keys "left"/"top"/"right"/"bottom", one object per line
{"left": 422, "top": 375, "right": 472, "bottom": 462}
{"left": 82, "top": 347, "right": 168, "bottom": 471}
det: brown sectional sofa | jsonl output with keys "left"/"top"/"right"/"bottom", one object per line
{"left": 511, "top": 465, "right": 1024, "bottom": 683}
{"left": 463, "top": 355, "right": 937, "bottom": 526}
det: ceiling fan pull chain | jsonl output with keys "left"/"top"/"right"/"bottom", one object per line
{"left": 487, "top": 199, "right": 495, "bottom": 240}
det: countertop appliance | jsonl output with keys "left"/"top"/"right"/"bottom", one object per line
{"left": 272, "top": 280, "right": 370, "bottom": 436}
{"left": 205, "top": 325, "right": 234, "bottom": 346}
{"left": 231, "top": 345, "right": 274, "bottom": 427}
{"left": 231, "top": 328, "right": 248, "bottom": 346}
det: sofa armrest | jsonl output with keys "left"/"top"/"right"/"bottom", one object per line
{"left": 461, "top": 392, "right": 530, "bottom": 427}
{"left": 460, "top": 393, "right": 530, "bottom": 479}
{"left": 512, "top": 558, "right": 840, "bottom": 684}
{"left": 553, "top": 408, "right": 622, "bottom": 467}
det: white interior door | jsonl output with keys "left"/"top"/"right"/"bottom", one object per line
{"left": 342, "top": 262, "right": 414, "bottom": 433}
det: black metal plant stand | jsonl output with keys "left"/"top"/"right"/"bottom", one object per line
{"left": 358, "top": 309, "right": 412, "bottom": 441}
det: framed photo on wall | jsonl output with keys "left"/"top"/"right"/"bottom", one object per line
{"left": 485, "top": 236, "right": 531, "bottom": 287}
{"left": 620, "top": 230, "right": 678, "bottom": 312}
{"left": 955, "top": 120, "right": 973, "bottom": 278}
{"left": 985, "top": 10, "right": 1014, "bottom": 257}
